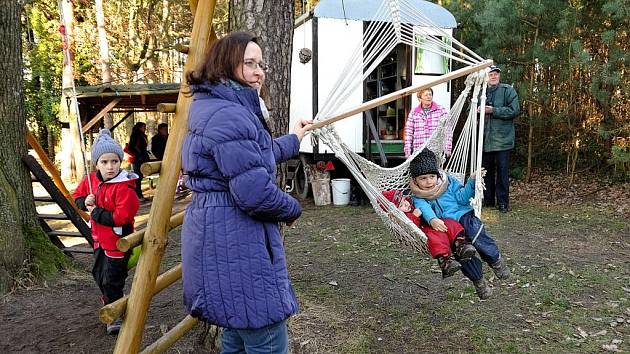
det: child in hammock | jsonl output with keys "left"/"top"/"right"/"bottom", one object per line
{"left": 381, "top": 190, "right": 476, "bottom": 279}
{"left": 410, "top": 148, "right": 511, "bottom": 299}
{"left": 73, "top": 129, "right": 140, "bottom": 335}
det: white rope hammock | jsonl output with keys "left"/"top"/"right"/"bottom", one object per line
{"left": 308, "top": 0, "right": 491, "bottom": 253}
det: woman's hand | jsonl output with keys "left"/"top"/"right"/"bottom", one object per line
{"left": 292, "top": 119, "right": 313, "bottom": 142}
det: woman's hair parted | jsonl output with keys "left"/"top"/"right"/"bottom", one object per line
{"left": 186, "top": 31, "right": 259, "bottom": 88}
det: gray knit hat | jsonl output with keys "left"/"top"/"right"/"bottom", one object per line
{"left": 410, "top": 149, "right": 439, "bottom": 178}
{"left": 91, "top": 129, "right": 124, "bottom": 163}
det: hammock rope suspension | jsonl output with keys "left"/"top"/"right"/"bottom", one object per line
{"left": 309, "top": 0, "right": 491, "bottom": 252}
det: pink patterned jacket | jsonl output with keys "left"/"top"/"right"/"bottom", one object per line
{"left": 403, "top": 101, "right": 452, "bottom": 156}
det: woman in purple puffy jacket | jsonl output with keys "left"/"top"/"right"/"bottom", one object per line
{"left": 181, "top": 31, "right": 311, "bottom": 353}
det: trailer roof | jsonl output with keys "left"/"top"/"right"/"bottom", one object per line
{"left": 314, "top": 0, "right": 457, "bottom": 29}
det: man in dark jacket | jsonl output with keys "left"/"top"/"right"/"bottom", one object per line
{"left": 150, "top": 123, "right": 168, "bottom": 160}
{"left": 479, "top": 65, "right": 520, "bottom": 213}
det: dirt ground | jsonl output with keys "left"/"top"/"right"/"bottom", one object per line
{"left": 1, "top": 179, "right": 628, "bottom": 353}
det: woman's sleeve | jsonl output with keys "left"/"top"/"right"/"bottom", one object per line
{"left": 403, "top": 110, "right": 415, "bottom": 156}
{"left": 206, "top": 108, "right": 302, "bottom": 222}
{"left": 272, "top": 134, "right": 300, "bottom": 163}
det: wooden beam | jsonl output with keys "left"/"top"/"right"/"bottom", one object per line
{"left": 100, "top": 264, "right": 182, "bottom": 324}
{"left": 140, "top": 161, "right": 161, "bottom": 176}
{"left": 82, "top": 98, "right": 122, "bottom": 132}
{"left": 307, "top": 60, "right": 494, "bottom": 131}
{"left": 116, "top": 211, "right": 184, "bottom": 252}
{"left": 173, "top": 43, "right": 189, "bottom": 54}
{"left": 156, "top": 103, "right": 177, "bottom": 113}
{"left": 140, "top": 95, "right": 146, "bottom": 105}
{"left": 140, "top": 316, "right": 199, "bottom": 354}
{"left": 26, "top": 132, "right": 89, "bottom": 221}
{"left": 114, "top": 1, "right": 216, "bottom": 344}
{"left": 111, "top": 111, "right": 134, "bottom": 131}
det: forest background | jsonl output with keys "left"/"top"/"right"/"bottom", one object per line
{"left": 22, "top": 0, "right": 629, "bottom": 183}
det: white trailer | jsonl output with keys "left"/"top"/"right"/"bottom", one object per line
{"left": 289, "top": 0, "right": 457, "bottom": 198}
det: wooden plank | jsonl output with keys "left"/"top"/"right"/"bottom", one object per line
{"left": 37, "top": 213, "right": 71, "bottom": 220}
{"left": 62, "top": 247, "right": 93, "bottom": 254}
{"left": 140, "top": 316, "right": 199, "bottom": 354}
{"left": 33, "top": 196, "right": 55, "bottom": 202}
{"left": 113, "top": 1, "right": 217, "bottom": 352}
{"left": 156, "top": 103, "right": 176, "bottom": 113}
{"left": 81, "top": 97, "right": 122, "bottom": 132}
{"left": 48, "top": 230, "right": 84, "bottom": 237}
{"left": 26, "top": 132, "right": 88, "bottom": 221}
{"left": 39, "top": 220, "right": 67, "bottom": 252}
{"left": 140, "top": 161, "right": 161, "bottom": 176}
{"left": 23, "top": 155, "right": 93, "bottom": 246}
{"left": 308, "top": 60, "right": 494, "bottom": 131}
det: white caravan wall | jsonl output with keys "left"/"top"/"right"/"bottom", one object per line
{"left": 290, "top": 20, "right": 314, "bottom": 153}
{"left": 315, "top": 18, "right": 364, "bottom": 154}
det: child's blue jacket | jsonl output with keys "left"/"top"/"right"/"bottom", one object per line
{"left": 412, "top": 175, "right": 475, "bottom": 223}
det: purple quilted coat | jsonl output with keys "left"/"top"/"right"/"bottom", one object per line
{"left": 181, "top": 81, "right": 302, "bottom": 329}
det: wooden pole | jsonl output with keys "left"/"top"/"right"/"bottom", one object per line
{"left": 157, "top": 103, "right": 177, "bottom": 113}
{"left": 307, "top": 60, "right": 494, "bottom": 131}
{"left": 113, "top": 1, "right": 216, "bottom": 352}
{"left": 100, "top": 264, "right": 182, "bottom": 324}
{"left": 117, "top": 211, "right": 185, "bottom": 252}
{"left": 26, "top": 132, "right": 89, "bottom": 221}
{"left": 140, "top": 315, "right": 199, "bottom": 354}
{"left": 140, "top": 161, "right": 162, "bottom": 176}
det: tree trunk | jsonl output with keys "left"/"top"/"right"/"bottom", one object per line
{"left": 95, "top": 0, "right": 114, "bottom": 128}
{"left": 229, "top": 0, "right": 296, "bottom": 240}
{"left": 59, "top": 0, "right": 86, "bottom": 182}
{"left": 0, "top": 0, "right": 39, "bottom": 293}
{"left": 229, "top": 0, "right": 294, "bottom": 138}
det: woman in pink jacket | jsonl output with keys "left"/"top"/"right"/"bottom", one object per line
{"left": 403, "top": 87, "right": 452, "bottom": 157}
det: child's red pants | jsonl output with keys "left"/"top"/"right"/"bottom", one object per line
{"left": 420, "top": 218, "right": 465, "bottom": 259}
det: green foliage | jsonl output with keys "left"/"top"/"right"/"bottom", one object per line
{"left": 23, "top": 1, "right": 63, "bottom": 134}
{"left": 23, "top": 225, "right": 70, "bottom": 279}
{"left": 444, "top": 0, "right": 630, "bottom": 176}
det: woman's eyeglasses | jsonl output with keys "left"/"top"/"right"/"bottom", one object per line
{"left": 243, "top": 59, "right": 269, "bottom": 72}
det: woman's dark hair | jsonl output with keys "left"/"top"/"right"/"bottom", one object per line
{"left": 131, "top": 122, "right": 146, "bottom": 135}
{"left": 186, "top": 31, "right": 259, "bottom": 88}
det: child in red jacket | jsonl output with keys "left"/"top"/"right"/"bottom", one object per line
{"left": 73, "top": 129, "right": 139, "bottom": 335}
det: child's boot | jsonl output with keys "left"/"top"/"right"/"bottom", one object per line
{"left": 473, "top": 278, "right": 492, "bottom": 299}
{"left": 491, "top": 258, "right": 511, "bottom": 280}
{"left": 454, "top": 236, "right": 476, "bottom": 261}
{"left": 106, "top": 318, "right": 123, "bottom": 335}
{"left": 438, "top": 256, "right": 461, "bottom": 279}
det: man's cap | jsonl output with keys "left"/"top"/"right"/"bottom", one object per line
{"left": 489, "top": 65, "right": 502, "bottom": 73}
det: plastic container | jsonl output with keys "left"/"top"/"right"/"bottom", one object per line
{"left": 331, "top": 178, "right": 351, "bottom": 206}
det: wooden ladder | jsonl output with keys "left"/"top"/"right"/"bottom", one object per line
{"left": 23, "top": 154, "right": 93, "bottom": 254}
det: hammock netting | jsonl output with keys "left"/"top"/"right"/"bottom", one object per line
{"left": 308, "top": 0, "right": 492, "bottom": 254}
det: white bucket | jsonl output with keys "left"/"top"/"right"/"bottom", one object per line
{"left": 331, "top": 178, "right": 351, "bottom": 206}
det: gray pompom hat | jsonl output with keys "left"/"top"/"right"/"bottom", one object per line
{"left": 91, "top": 129, "right": 124, "bottom": 163}
{"left": 410, "top": 149, "right": 439, "bottom": 178}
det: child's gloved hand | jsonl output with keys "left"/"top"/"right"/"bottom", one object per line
{"left": 85, "top": 194, "right": 96, "bottom": 207}
{"left": 430, "top": 218, "right": 448, "bottom": 232}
